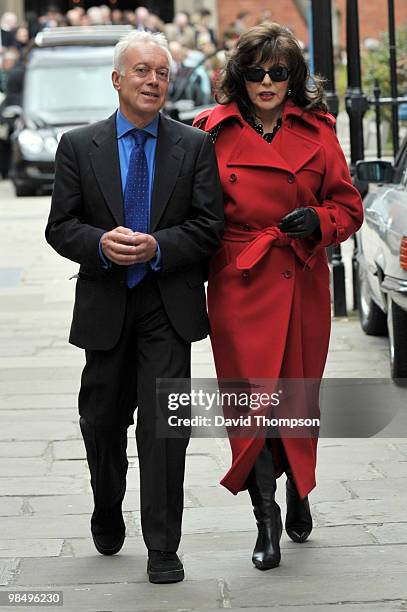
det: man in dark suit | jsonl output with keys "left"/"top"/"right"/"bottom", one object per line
{"left": 45, "top": 30, "right": 223, "bottom": 584}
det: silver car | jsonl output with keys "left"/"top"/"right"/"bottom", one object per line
{"left": 355, "top": 138, "right": 407, "bottom": 381}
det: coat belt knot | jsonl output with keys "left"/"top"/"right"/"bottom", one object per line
{"left": 223, "top": 223, "right": 317, "bottom": 271}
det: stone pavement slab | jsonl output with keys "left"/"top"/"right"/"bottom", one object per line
{"left": 0, "top": 540, "right": 63, "bottom": 558}
{"left": 0, "top": 459, "right": 48, "bottom": 478}
{"left": 0, "top": 421, "right": 78, "bottom": 442}
{"left": 0, "top": 395, "right": 77, "bottom": 409}
{"left": 314, "top": 497, "right": 407, "bottom": 525}
{"left": 0, "top": 580, "right": 223, "bottom": 611}
{"left": 26, "top": 492, "right": 139, "bottom": 518}
{"left": 0, "top": 560, "right": 19, "bottom": 586}
{"left": 0, "top": 476, "right": 88, "bottom": 496}
{"left": 0, "top": 442, "right": 47, "bottom": 458}
{"left": 224, "top": 574, "right": 407, "bottom": 609}
{"left": 0, "top": 499, "right": 23, "bottom": 517}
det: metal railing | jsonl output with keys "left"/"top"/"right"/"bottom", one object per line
{"left": 370, "top": 83, "right": 407, "bottom": 159}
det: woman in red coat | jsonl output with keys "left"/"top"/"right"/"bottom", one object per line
{"left": 193, "top": 23, "right": 363, "bottom": 570}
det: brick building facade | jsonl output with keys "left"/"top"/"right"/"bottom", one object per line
{"left": 217, "top": 0, "right": 407, "bottom": 49}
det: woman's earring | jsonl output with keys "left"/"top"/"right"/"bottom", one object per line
{"left": 287, "top": 89, "right": 293, "bottom": 97}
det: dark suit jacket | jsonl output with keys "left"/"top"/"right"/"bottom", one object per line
{"left": 45, "top": 111, "right": 224, "bottom": 350}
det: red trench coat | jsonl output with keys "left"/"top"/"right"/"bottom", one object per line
{"left": 193, "top": 101, "right": 363, "bottom": 499}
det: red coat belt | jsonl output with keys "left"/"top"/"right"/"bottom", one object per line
{"left": 222, "top": 223, "right": 317, "bottom": 271}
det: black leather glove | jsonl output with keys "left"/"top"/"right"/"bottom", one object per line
{"left": 278, "top": 207, "right": 321, "bottom": 238}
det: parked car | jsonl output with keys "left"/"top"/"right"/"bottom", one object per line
{"left": 355, "top": 137, "right": 407, "bottom": 381}
{"left": 3, "top": 26, "right": 132, "bottom": 196}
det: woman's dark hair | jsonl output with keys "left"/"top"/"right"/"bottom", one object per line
{"left": 216, "top": 22, "right": 327, "bottom": 115}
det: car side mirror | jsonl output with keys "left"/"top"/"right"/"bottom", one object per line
{"left": 355, "top": 160, "right": 394, "bottom": 183}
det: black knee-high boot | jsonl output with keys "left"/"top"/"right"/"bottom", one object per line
{"left": 285, "top": 464, "right": 313, "bottom": 543}
{"left": 247, "top": 441, "right": 282, "bottom": 570}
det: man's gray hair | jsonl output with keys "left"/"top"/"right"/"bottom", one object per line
{"left": 113, "top": 30, "right": 172, "bottom": 75}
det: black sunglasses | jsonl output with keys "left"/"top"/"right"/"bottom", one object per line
{"left": 243, "top": 66, "right": 291, "bottom": 83}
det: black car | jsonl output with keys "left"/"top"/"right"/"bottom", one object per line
{"left": 4, "top": 26, "right": 131, "bottom": 197}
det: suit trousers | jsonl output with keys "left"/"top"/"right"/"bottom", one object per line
{"left": 78, "top": 273, "right": 191, "bottom": 552}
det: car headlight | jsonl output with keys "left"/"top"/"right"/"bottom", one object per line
{"left": 18, "top": 129, "right": 44, "bottom": 155}
{"left": 43, "top": 136, "right": 58, "bottom": 156}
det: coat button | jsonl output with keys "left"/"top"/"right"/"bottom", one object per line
{"left": 282, "top": 270, "right": 293, "bottom": 279}
{"left": 242, "top": 270, "right": 250, "bottom": 279}
{"left": 243, "top": 223, "right": 251, "bottom": 231}
{"left": 287, "top": 174, "right": 295, "bottom": 184}
{"left": 229, "top": 173, "right": 237, "bottom": 182}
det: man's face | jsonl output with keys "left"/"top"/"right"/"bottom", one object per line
{"left": 112, "top": 42, "right": 170, "bottom": 124}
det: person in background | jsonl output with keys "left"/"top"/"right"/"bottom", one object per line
{"left": 66, "top": 8, "right": 83, "bottom": 27}
{"left": 0, "top": 12, "right": 18, "bottom": 50}
{"left": 14, "top": 25, "right": 29, "bottom": 52}
{"left": 0, "top": 48, "right": 22, "bottom": 179}
{"left": 204, "top": 48, "right": 226, "bottom": 97}
{"left": 111, "top": 9, "right": 124, "bottom": 25}
{"left": 221, "top": 24, "right": 240, "bottom": 52}
{"left": 195, "top": 9, "right": 217, "bottom": 48}
{"left": 258, "top": 9, "right": 274, "bottom": 25}
{"left": 134, "top": 6, "right": 150, "bottom": 31}
{"left": 45, "top": 29, "right": 223, "bottom": 584}
{"left": 25, "top": 11, "right": 41, "bottom": 40}
{"left": 234, "top": 11, "right": 252, "bottom": 35}
{"left": 123, "top": 10, "right": 137, "bottom": 27}
{"left": 99, "top": 5, "right": 112, "bottom": 25}
{"left": 87, "top": 7, "right": 104, "bottom": 26}
{"left": 165, "top": 11, "right": 196, "bottom": 50}
{"left": 145, "top": 13, "right": 165, "bottom": 34}
{"left": 194, "top": 22, "right": 363, "bottom": 571}
{"left": 38, "top": 5, "right": 63, "bottom": 29}
{"left": 0, "top": 47, "right": 19, "bottom": 92}
{"left": 168, "top": 41, "right": 212, "bottom": 106}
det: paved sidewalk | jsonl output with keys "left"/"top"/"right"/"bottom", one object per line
{"left": 0, "top": 181, "right": 406, "bottom": 611}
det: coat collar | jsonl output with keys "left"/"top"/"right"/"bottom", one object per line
{"left": 203, "top": 101, "right": 332, "bottom": 175}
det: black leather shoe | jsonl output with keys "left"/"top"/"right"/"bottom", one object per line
{"left": 285, "top": 477, "right": 313, "bottom": 543}
{"left": 92, "top": 531, "right": 125, "bottom": 555}
{"left": 147, "top": 550, "right": 184, "bottom": 584}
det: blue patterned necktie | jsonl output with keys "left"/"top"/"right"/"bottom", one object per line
{"left": 124, "top": 129, "right": 149, "bottom": 288}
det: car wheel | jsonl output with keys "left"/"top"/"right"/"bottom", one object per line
{"left": 387, "top": 295, "right": 407, "bottom": 382}
{"left": 356, "top": 261, "right": 387, "bottom": 335}
{"left": 15, "top": 182, "right": 36, "bottom": 197}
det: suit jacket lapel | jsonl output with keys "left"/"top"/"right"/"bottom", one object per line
{"left": 89, "top": 113, "right": 124, "bottom": 226}
{"left": 150, "top": 114, "right": 185, "bottom": 231}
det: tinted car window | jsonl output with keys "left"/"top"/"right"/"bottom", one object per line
{"left": 24, "top": 47, "right": 117, "bottom": 124}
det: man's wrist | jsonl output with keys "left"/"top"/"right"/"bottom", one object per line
{"left": 98, "top": 235, "right": 112, "bottom": 269}
{"left": 150, "top": 239, "right": 161, "bottom": 270}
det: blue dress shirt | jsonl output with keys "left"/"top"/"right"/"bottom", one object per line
{"left": 99, "top": 109, "right": 161, "bottom": 270}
